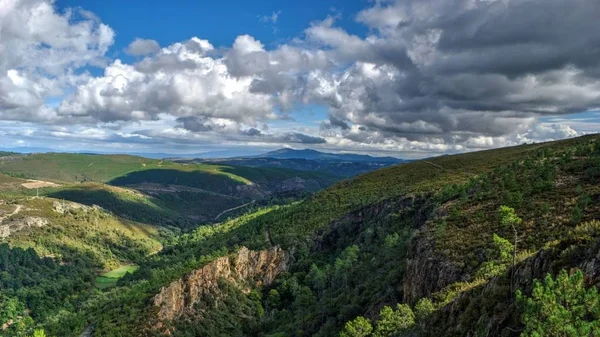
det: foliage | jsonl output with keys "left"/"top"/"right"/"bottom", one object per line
{"left": 373, "top": 304, "right": 415, "bottom": 337}
{"left": 499, "top": 205, "right": 523, "bottom": 229}
{"left": 414, "top": 298, "right": 435, "bottom": 322}
{"left": 340, "top": 316, "right": 373, "bottom": 337}
{"left": 2, "top": 134, "right": 600, "bottom": 337}
{"left": 517, "top": 269, "right": 600, "bottom": 337}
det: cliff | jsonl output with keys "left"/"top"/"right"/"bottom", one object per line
{"left": 152, "top": 246, "right": 289, "bottom": 324}
{"left": 0, "top": 216, "right": 48, "bottom": 239}
{"left": 425, "top": 224, "right": 600, "bottom": 337}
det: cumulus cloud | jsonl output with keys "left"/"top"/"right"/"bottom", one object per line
{"left": 125, "top": 38, "right": 161, "bottom": 56}
{"left": 58, "top": 37, "right": 275, "bottom": 125}
{"left": 230, "top": 0, "right": 600, "bottom": 151}
{"left": 0, "top": 0, "right": 114, "bottom": 122}
{"left": 0, "top": 0, "right": 596, "bottom": 154}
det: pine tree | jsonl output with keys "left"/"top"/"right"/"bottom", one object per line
{"left": 517, "top": 269, "right": 600, "bottom": 337}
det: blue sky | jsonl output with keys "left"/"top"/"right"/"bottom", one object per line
{"left": 0, "top": 0, "right": 599, "bottom": 158}
{"left": 57, "top": 0, "right": 368, "bottom": 63}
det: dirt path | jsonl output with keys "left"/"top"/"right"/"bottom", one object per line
{"left": 0, "top": 204, "right": 23, "bottom": 224}
{"left": 214, "top": 200, "right": 256, "bottom": 221}
{"left": 9, "top": 204, "right": 22, "bottom": 216}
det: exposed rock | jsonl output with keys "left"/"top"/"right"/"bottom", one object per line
{"left": 427, "top": 239, "right": 600, "bottom": 337}
{"left": 403, "top": 230, "right": 463, "bottom": 304}
{"left": 0, "top": 217, "right": 48, "bottom": 238}
{"left": 152, "top": 246, "right": 289, "bottom": 323}
{"left": 402, "top": 202, "right": 466, "bottom": 305}
{"left": 52, "top": 200, "right": 94, "bottom": 214}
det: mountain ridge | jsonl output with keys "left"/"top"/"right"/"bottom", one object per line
{"left": 255, "top": 147, "right": 405, "bottom": 162}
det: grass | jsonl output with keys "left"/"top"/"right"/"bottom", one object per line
{"left": 0, "top": 152, "right": 333, "bottom": 187}
{"left": 34, "top": 134, "right": 600, "bottom": 337}
{"left": 3, "top": 196, "right": 163, "bottom": 269}
{"left": 95, "top": 265, "right": 140, "bottom": 289}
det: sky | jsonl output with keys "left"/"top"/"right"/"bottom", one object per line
{"left": 0, "top": 0, "right": 599, "bottom": 158}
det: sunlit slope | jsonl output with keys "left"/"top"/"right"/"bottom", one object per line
{"left": 107, "top": 133, "right": 600, "bottom": 337}
{"left": 0, "top": 153, "right": 255, "bottom": 184}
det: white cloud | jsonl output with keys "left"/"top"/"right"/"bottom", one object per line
{"left": 125, "top": 38, "right": 161, "bottom": 56}
{"left": 59, "top": 37, "right": 276, "bottom": 127}
{"left": 259, "top": 11, "right": 281, "bottom": 24}
{"left": 0, "top": 0, "right": 596, "bottom": 155}
{"left": 0, "top": 0, "right": 114, "bottom": 121}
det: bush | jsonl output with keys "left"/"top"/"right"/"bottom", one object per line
{"left": 517, "top": 269, "right": 600, "bottom": 337}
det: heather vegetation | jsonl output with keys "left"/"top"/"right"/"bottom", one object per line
{"left": 1, "top": 135, "right": 600, "bottom": 336}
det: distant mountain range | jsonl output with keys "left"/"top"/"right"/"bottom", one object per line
{"left": 255, "top": 148, "right": 402, "bottom": 163}
{"left": 0, "top": 147, "right": 405, "bottom": 162}
{"left": 0, "top": 147, "right": 265, "bottom": 159}
{"left": 182, "top": 148, "right": 409, "bottom": 178}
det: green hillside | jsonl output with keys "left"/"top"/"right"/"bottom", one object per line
{"left": 0, "top": 152, "right": 255, "bottom": 184}
{"left": 4, "top": 134, "right": 600, "bottom": 337}
{"left": 17, "top": 134, "right": 594, "bottom": 337}
{"left": 0, "top": 153, "right": 338, "bottom": 227}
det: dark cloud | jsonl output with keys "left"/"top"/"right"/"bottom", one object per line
{"left": 278, "top": 132, "right": 326, "bottom": 144}
{"left": 176, "top": 116, "right": 213, "bottom": 132}
{"left": 329, "top": 116, "right": 350, "bottom": 130}
{"left": 125, "top": 38, "right": 160, "bottom": 56}
{"left": 237, "top": 128, "right": 326, "bottom": 144}
{"left": 295, "top": 0, "right": 600, "bottom": 146}
{"left": 240, "top": 127, "right": 263, "bottom": 136}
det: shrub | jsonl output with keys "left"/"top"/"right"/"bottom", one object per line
{"left": 517, "top": 269, "right": 600, "bottom": 337}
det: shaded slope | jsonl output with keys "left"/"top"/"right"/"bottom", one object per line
{"left": 18, "top": 134, "right": 600, "bottom": 337}
{"left": 1, "top": 153, "right": 338, "bottom": 227}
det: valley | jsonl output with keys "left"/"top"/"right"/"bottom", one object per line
{"left": 1, "top": 135, "right": 599, "bottom": 336}
{"left": 3, "top": 1, "right": 599, "bottom": 336}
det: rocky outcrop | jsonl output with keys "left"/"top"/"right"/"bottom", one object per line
{"left": 152, "top": 246, "right": 289, "bottom": 323}
{"left": 52, "top": 200, "right": 94, "bottom": 214}
{"left": 403, "top": 230, "right": 463, "bottom": 304}
{"left": 0, "top": 217, "right": 48, "bottom": 238}
{"left": 426, "top": 237, "right": 600, "bottom": 337}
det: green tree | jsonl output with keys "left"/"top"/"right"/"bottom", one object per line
{"left": 340, "top": 316, "right": 373, "bottom": 337}
{"left": 414, "top": 298, "right": 435, "bottom": 322}
{"left": 373, "top": 304, "right": 415, "bottom": 337}
{"left": 307, "top": 263, "right": 327, "bottom": 296}
{"left": 492, "top": 234, "right": 514, "bottom": 262}
{"left": 517, "top": 269, "right": 600, "bottom": 337}
{"left": 32, "top": 330, "right": 48, "bottom": 337}
{"left": 499, "top": 205, "right": 522, "bottom": 292}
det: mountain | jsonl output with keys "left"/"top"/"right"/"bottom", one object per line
{"left": 0, "top": 152, "right": 338, "bottom": 227}
{"left": 0, "top": 148, "right": 265, "bottom": 159}
{"left": 2, "top": 134, "right": 600, "bottom": 337}
{"left": 191, "top": 148, "right": 409, "bottom": 178}
{"left": 258, "top": 148, "right": 403, "bottom": 163}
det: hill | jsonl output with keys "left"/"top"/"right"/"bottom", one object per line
{"left": 17, "top": 134, "right": 596, "bottom": 337}
{"left": 0, "top": 153, "right": 338, "bottom": 226}
{"left": 193, "top": 148, "right": 409, "bottom": 178}
{"left": 257, "top": 148, "right": 403, "bottom": 163}
{"left": 3, "top": 134, "right": 600, "bottom": 337}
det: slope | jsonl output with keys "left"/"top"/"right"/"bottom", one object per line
{"left": 35, "top": 134, "right": 597, "bottom": 337}
{"left": 0, "top": 153, "right": 338, "bottom": 226}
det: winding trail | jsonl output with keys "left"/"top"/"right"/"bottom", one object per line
{"left": 0, "top": 204, "right": 23, "bottom": 224}
{"left": 214, "top": 200, "right": 255, "bottom": 221}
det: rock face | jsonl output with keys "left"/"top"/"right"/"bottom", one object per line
{"left": 0, "top": 217, "right": 48, "bottom": 238}
{"left": 153, "top": 246, "right": 289, "bottom": 323}
{"left": 403, "top": 230, "right": 463, "bottom": 304}
{"left": 52, "top": 200, "right": 93, "bottom": 214}
{"left": 425, "top": 238, "right": 600, "bottom": 337}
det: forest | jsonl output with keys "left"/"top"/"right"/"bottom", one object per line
{"left": 0, "top": 135, "right": 599, "bottom": 336}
